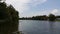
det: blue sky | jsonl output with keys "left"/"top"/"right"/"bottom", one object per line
{"left": 5, "top": 0, "right": 60, "bottom": 17}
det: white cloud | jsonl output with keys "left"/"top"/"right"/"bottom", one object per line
{"left": 29, "top": 0, "right": 47, "bottom": 6}
{"left": 5, "top": 0, "right": 47, "bottom": 17}
{"left": 20, "top": 9, "right": 60, "bottom": 17}
{"left": 32, "top": 9, "right": 59, "bottom": 16}
{"left": 51, "top": 9, "right": 58, "bottom": 14}
{"left": 5, "top": 0, "right": 30, "bottom": 13}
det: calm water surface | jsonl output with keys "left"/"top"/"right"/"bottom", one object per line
{"left": 19, "top": 20, "right": 60, "bottom": 34}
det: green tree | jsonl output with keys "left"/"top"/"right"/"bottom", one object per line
{"left": 0, "top": 2, "right": 7, "bottom": 19}
{"left": 0, "top": 1, "right": 19, "bottom": 34}
{"left": 48, "top": 14, "right": 56, "bottom": 21}
{"left": 7, "top": 5, "right": 19, "bottom": 22}
{"left": 0, "top": 2, "right": 19, "bottom": 22}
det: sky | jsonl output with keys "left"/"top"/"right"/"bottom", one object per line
{"left": 5, "top": 0, "right": 60, "bottom": 17}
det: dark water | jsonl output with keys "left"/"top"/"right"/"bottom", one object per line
{"left": 0, "top": 22, "right": 18, "bottom": 34}
{"left": 19, "top": 20, "right": 60, "bottom": 34}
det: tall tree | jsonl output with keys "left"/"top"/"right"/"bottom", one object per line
{"left": 0, "top": 2, "right": 7, "bottom": 19}
{"left": 48, "top": 14, "right": 56, "bottom": 21}
{"left": 0, "top": 2, "right": 19, "bottom": 22}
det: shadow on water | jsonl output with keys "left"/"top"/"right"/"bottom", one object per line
{"left": 0, "top": 22, "right": 23, "bottom": 34}
{"left": 49, "top": 21, "right": 56, "bottom": 34}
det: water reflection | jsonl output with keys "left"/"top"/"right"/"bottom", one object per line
{"left": 0, "top": 22, "right": 19, "bottom": 34}
{"left": 49, "top": 21, "right": 56, "bottom": 34}
{"left": 19, "top": 20, "right": 60, "bottom": 34}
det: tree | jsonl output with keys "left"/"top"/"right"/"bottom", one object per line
{"left": 7, "top": 5, "right": 19, "bottom": 22}
{"left": 0, "top": 2, "right": 19, "bottom": 22}
{"left": 0, "top": 1, "right": 19, "bottom": 34}
{"left": 48, "top": 14, "right": 56, "bottom": 21}
{"left": 0, "top": 2, "right": 7, "bottom": 19}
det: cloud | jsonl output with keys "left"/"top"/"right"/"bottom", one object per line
{"left": 20, "top": 9, "right": 60, "bottom": 17}
{"left": 5, "top": 0, "right": 47, "bottom": 17}
{"left": 20, "top": 10, "right": 50, "bottom": 17}
{"left": 29, "top": 0, "right": 47, "bottom": 6}
{"left": 5, "top": 0, "right": 30, "bottom": 13}
{"left": 51, "top": 9, "right": 58, "bottom": 14}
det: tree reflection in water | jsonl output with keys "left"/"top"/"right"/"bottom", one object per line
{"left": 49, "top": 21, "right": 56, "bottom": 34}
{"left": 0, "top": 22, "right": 21, "bottom": 34}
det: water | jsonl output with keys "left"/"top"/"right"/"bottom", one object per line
{"left": 0, "top": 22, "right": 18, "bottom": 34}
{"left": 19, "top": 20, "right": 60, "bottom": 34}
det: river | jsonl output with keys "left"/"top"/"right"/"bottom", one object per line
{"left": 19, "top": 20, "right": 60, "bottom": 34}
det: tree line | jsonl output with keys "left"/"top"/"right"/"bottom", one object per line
{"left": 19, "top": 14, "right": 60, "bottom": 21}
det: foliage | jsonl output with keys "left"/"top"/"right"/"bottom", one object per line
{"left": 0, "top": 2, "right": 19, "bottom": 22}
{"left": 48, "top": 14, "right": 56, "bottom": 21}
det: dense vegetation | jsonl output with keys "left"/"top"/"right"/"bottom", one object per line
{"left": 48, "top": 14, "right": 56, "bottom": 21}
{"left": 0, "top": 1, "right": 19, "bottom": 22}
{"left": 0, "top": 0, "right": 19, "bottom": 34}
{"left": 19, "top": 14, "right": 60, "bottom": 21}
